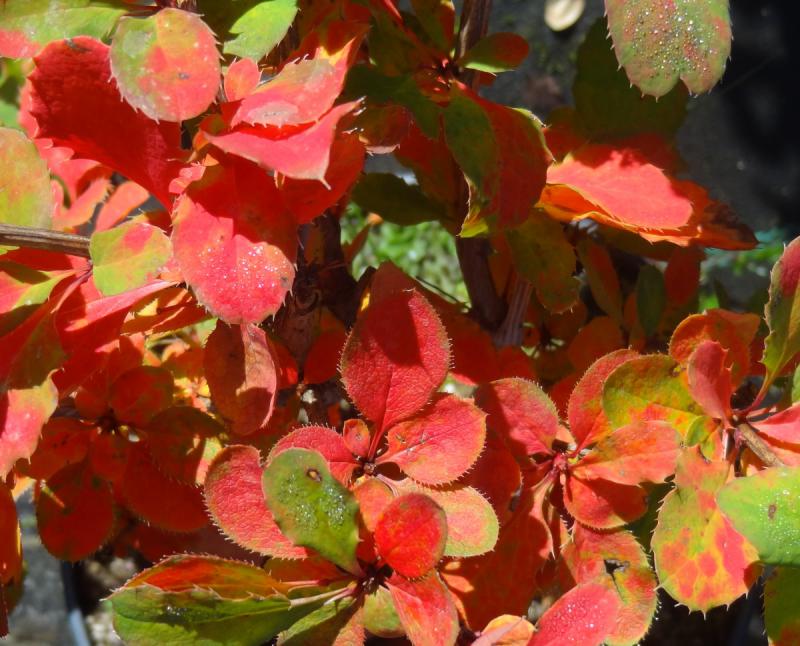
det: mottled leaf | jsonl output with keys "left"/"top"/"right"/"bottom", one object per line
{"left": 652, "top": 448, "right": 759, "bottom": 611}
{"left": 563, "top": 473, "right": 648, "bottom": 530}
{"left": 278, "top": 596, "right": 362, "bottom": 646}
{"left": 204, "top": 445, "right": 308, "bottom": 558}
{"left": 387, "top": 572, "right": 459, "bottom": 646}
{"left": 379, "top": 394, "right": 486, "bottom": 485}
{"left": 605, "top": 0, "right": 732, "bottom": 97}
{"left": 718, "top": 466, "right": 800, "bottom": 567}
{"left": 0, "top": 127, "right": 53, "bottom": 228}
{"left": 457, "top": 32, "right": 529, "bottom": 73}
{"left": 262, "top": 448, "right": 361, "bottom": 574}
{"left": 340, "top": 288, "right": 449, "bottom": 430}
{"left": 110, "top": 8, "right": 220, "bottom": 122}
{"left": 374, "top": 493, "right": 447, "bottom": 579}
{"left": 0, "top": 0, "right": 125, "bottom": 58}
{"left": 110, "top": 554, "right": 321, "bottom": 646}
{"left": 27, "top": 38, "right": 185, "bottom": 205}
{"left": 171, "top": 157, "right": 296, "bottom": 324}
{"left": 0, "top": 381, "right": 58, "bottom": 478}
{"left": 687, "top": 340, "right": 732, "bottom": 422}
{"left": 90, "top": 221, "right": 172, "bottom": 296}
{"left": 269, "top": 426, "right": 357, "bottom": 485}
{"left": 602, "top": 354, "right": 705, "bottom": 437}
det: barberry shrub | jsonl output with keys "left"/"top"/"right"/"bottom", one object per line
{"left": 0, "top": 1, "right": 796, "bottom": 645}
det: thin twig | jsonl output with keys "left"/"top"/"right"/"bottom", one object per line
{"left": 736, "top": 422, "right": 784, "bottom": 468}
{"left": 0, "top": 223, "right": 90, "bottom": 258}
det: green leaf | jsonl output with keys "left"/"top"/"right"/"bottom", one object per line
{"left": 602, "top": 354, "right": 706, "bottom": 437}
{"left": 443, "top": 92, "right": 496, "bottom": 193}
{"left": 90, "top": 221, "right": 172, "bottom": 296}
{"left": 351, "top": 174, "right": 445, "bottom": 226}
{"left": 506, "top": 211, "right": 579, "bottom": 313}
{"left": 344, "top": 66, "right": 440, "bottom": 139}
{"left": 262, "top": 448, "right": 361, "bottom": 575}
{"left": 458, "top": 32, "right": 529, "bottom": 73}
{"left": 0, "top": 0, "right": 126, "bottom": 58}
{"left": 764, "top": 567, "right": 800, "bottom": 646}
{"left": 278, "top": 596, "right": 358, "bottom": 645}
{"left": 718, "top": 466, "right": 800, "bottom": 567}
{"left": 0, "top": 127, "right": 53, "bottom": 228}
{"left": 574, "top": 20, "right": 688, "bottom": 138}
{"left": 109, "top": 555, "right": 321, "bottom": 646}
{"left": 198, "top": 0, "right": 298, "bottom": 61}
{"left": 762, "top": 238, "right": 800, "bottom": 391}
{"left": 604, "top": 0, "right": 731, "bottom": 97}
{"left": 636, "top": 264, "right": 666, "bottom": 337}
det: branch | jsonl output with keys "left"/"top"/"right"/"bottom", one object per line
{"left": 736, "top": 422, "right": 784, "bottom": 468}
{"left": 454, "top": 0, "right": 508, "bottom": 332}
{"left": 492, "top": 276, "right": 532, "bottom": 347}
{"left": 0, "top": 223, "right": 90, "bottom": 258}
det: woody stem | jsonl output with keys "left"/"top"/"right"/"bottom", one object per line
{"left": 0, "top": 223, "right": 90, "bottom": 258}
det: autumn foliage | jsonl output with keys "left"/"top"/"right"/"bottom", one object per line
{"left": 0, "top": 0, "right": 798, "bottom": 645}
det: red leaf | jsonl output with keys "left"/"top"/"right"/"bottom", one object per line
{"left": 224, "top": 58, "right": 260, "bottom": 102}
{"left": 269, "top": 426, "right": 357, "bottom": 484}
{"left": 754, "top": 404, "right": 800, "bottom": 445}
{"left": 19, "top": 417, "right": 91, "bottom": 481}
{"left": 340, "top": 288, "right": 450, "bottom": 430}
{"left": 109, "top": 366, "right": 174, "bottom": 428}
{"left": 0, "top": 381, "right": 58, "bottom": 478}
{"left": 567, "top": 349, "right": 639, "bottom": 450}
{"left": 170, "top": 156, "right": 296, "bottom": 324}
{"left": 669, "top": 310, "right": 760, "bottom": 387}
{"left": 572, "top": 421, "right": 681, "bottom": 485}
{"left": 120, "top": 444, "right": 208, "bottom": 533}
{"left": 278, "top": 133, "right": 365, "bottom": 224}
{"left": 529, "top": 582, "right": 620, "bottom": 646}
{"left": 462, "top": 429, "right": 522, "bottom": 526}
{"left": 687, "top": 340, "right": 733, "bottom": 422}
{"left": 36, "top": 461, "right": 115, "bottom": 561}
{"left": 387, "top": 572, "right": 459, "bottom": 646}
{"left": 560, "top": 526, "right": 657, "bottom": 646}
{"left": 544, "top": 144, "right": 694, "bottom": 232}
{"left": 26, "top": 38, "right": 185, "bottom": 206}
{"left": 343, "top": 418, "right": 370, "bottom": 458}
{"left": 0, "top": 482, "right": 21, "bottom": 584}
{"left": 563, "top": 474, "right": 648, "bottom": 530}
{"left": 379, "top": 394, "right": 486, "bottom": 485}
{"left": 204, "top": 322, "right": 278, "bottom": 435}
{"left": 232, "top": 38, "right": 358, "bottom": 128}
{"left": 475, "top": 378, "right": 558, "bottom": 458}
{"left": 203, "top": 445, "right": 308, "bottom": 558}
{"left": 374, "top": 493, "right": 447, "bottom": 579}
{"left": 207, "top": 101, "right": 360, "bottom": 181}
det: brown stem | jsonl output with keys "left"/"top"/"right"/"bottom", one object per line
{"left": 454, "top": 0, "right": 508, "bottom": 332}
{"left": 737, "top": 422, "right": 784, "bottom": 468}
{"left": 493, "top": 276, "right": 532, "bottom": 347}
{"left": 0, "top": 223, "right": 90, "bottom": 258}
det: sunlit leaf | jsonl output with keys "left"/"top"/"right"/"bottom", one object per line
{"left": 269, "top": 426, "right": 358, "bottom": 485}
{"left": 387, "top": 572, "right": 459, "bottom": 646}
{"left": 204, "top": 445, "right": 309, "bottom": 558}
{"left": 687, "top": 340, "right": 733, "bottom": 422}
{"left": 110, "top": 8, "right": 220, "bottom": 122}
{"left": 262, "top": 448, "right": 361, "bottom": 574}
{"left": 0, "top": 127, "right": 54, "bottom": 228}
{"left": 90, "top": 221, "right": 172, "bottom": 296}
{"left": 529, "top": 582, "right": 620, "bottom": 646}
{"left": 652, "top": 448, "right": 759, "bottom": 611}
{"left": 0, "top": 381, "right": 58, "bottom": 478}
{"left": 379, "top": 394, "right": 486, "bottom": 485}
{"left": 27, "top": 37, "right": 186, "bottom": 205}
{"left": 718, "top": 466, "right": 800, "bottom": 567}
{"left": 340, "top": 287, "right": 450, "bottom": 430}
{"left": 0, "top": 0, "right": 126, "bottom": 58}
{"left": 374, "top": 493, "right": 447, "bottom": 579}
{"left": 605, "top": 0, "right": 731, "bottom": 96}
{"left": 762, "top": 237, "right": 800, "bottom": 390}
